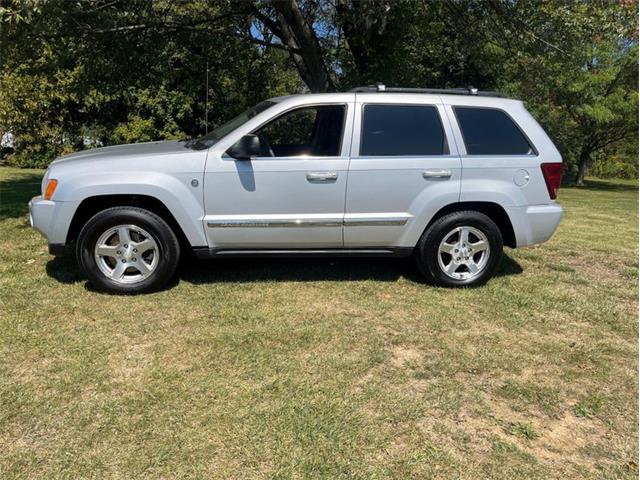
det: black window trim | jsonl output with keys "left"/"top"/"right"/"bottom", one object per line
{"left": 250, "top": 102, "right": 349, "bottom": 159}
{"left": 452, "top": 105, "right": 539, "bottom": 157}
{"left": 357, "top": 103, "right": 451, "bottom": 158}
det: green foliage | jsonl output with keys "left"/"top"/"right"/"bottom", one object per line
{"left": 111, "top": 87, "right": 193, "bottom": 144}
{"left": 0, "top": 0, "right": 300, "bottom": 167}
{"left": 0, "top": 0, "right": 41, "bottom": 24}
{"left": 591, "top": 152, "right": 639, "bottom": 180}
{"left": 0, "top": 0, "right": 637, "bottom": 179}
{"left": 491, "top": 1, "right": 638, "bottom": 184}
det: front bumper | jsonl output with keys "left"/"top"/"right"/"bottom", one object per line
{"left": 506, "top": 203, "right": 564, "bottom": 247}
{"left": 29, "top": 195, "right": 78, "bottom": 253}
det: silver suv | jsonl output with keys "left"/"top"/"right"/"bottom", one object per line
{"left": 29, "top": 86, "right": 564, "bottom": 294}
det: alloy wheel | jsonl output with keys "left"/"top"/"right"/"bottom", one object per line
{"left": 437, "top": 226, "right": 490, "bottom": 280}
{"left": 94, "top": 224, "right": 159, "bottom": 284}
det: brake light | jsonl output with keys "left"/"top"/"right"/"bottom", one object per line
{"left": 44, "top": 179, "right": 58, "bottom": 200}
{"left": 540, "top": 163, "right": 563, "bottom": 200}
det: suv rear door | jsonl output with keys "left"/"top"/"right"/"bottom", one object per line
{"left": 344, "top": 94, "right": 461, "bottom": 248}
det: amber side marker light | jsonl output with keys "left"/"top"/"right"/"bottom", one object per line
{"left": 44, "top": 179, "right": 58, "bottom": 200}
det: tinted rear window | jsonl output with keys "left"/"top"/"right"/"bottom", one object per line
{"left": 454, "top": 107, "right": 534, "bottom": 155}
{"left": 360, "top": 105, "right": 448, "bottom": 156}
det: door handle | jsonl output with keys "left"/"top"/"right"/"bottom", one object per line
{"left": 422, "top": 169, "right": 452, "bottom": 179}
{"left": 306, "top": 172, "right": 338, "bottom": 182}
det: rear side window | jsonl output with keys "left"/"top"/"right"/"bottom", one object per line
{"left": 360, "top": 105, "right": 448, "bottom": 156}
{"left": 454, "top": 107, "right": 534, "bottom": 155}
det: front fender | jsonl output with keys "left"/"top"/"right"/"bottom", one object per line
{"left": 55, "top": 170, "right": 207, "bottom": 247}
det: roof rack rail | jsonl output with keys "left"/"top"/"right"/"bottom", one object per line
{"left": 349, "top": 83, "right": 505, "bottom": 98}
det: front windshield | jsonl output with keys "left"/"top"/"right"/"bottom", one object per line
{"left": 187, "top": 100, "right": 276, "bottom": 150}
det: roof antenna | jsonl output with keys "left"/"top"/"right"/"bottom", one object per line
{"left": 205, "top": 60, "right": 209, "bottom": 135}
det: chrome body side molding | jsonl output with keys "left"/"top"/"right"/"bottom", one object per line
{"left": 206, "top": 213, "right": 411, "bottom": 228}
{"left": 206, "top": 218, "right": 342, "bottom": 228}
{"left": 343, "top": 213, "right": 411, "bottom": 227}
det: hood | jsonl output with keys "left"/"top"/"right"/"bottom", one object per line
{"left": 51, "top": 140, "right": 193, "bottom": 166}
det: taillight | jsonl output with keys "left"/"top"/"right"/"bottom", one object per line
{"left": 540, "top": 163, "right": 563, "bottom": 200}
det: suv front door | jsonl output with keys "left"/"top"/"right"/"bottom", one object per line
{"left": 203, "top": 101, "right": 353, "bottom": 250}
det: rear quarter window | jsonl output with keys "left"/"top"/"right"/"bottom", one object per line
{"left": 454, "top": 107, "right": 535, "bottom": 155}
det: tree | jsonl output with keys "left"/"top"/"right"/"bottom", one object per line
{"left": 0, "top": 0, "right": 299, "bottom": 166}
{"left": 473, "top": 1, "right": 638, "bottom": 185}
{"left": 250, "top": 1, "right": 334, "bottom": 92}
{"left": 1, "top": 0, "right": 637, "bottom": 180}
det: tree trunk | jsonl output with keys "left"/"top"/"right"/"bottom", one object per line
{"left": 575, "top": 148, "right": 591, "bottom": 186}
{"left": 270, "top": 0, "right": 334, "bottom": 92}
{"left": 335, "top": 0, "right": 393, "bottom": 78}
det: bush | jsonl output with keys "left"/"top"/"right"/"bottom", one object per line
{"left": 590, "top": 153, "right": 639, "bottom": 179}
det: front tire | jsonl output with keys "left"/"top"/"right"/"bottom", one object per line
{"left": 76, "top": 207, "right": 180, "bottom": 294}
{"left": 415, "top": 211, "right": 503, "bottom": 288}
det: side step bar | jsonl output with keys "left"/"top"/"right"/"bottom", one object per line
{"left": 192, "top": 247, "right": 414, "bottom": 260}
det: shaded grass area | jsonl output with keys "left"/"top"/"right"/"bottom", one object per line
{"left": 0, "top": 167, "right": 637, "bottom": 479}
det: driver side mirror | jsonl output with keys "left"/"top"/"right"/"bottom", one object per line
{"left": 227, "top": 134, "right": 260, "bottom": 160}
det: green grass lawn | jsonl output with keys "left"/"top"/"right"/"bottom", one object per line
{"left": 0, "top": 167, "right": 637, "bottom": 479}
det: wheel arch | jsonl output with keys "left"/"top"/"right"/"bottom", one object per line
{"left": 425, "top": 202, "right": 516, "bottom": 248}
{"left": 67, "top": 194, "right": 192, "bottom": 249}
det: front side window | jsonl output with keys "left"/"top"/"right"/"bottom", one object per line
{"left": 253, "top": 105, "right": 345, "bottom": 157}
{"left": 454, "top": 107, "right": 534, "bottom": 155}
{"left": 360, "top": 105, "right": 448, "bottom": 156}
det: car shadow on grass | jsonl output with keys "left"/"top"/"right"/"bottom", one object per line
{"left": 45, "top": 254, "right": 84, "bottom": 284}
{"left": 178, "top": 252, "right": 523, "bottom": 285}
{"left": 0, "top": 171, "right": 42, "bottom": 219}
{"left": 46, "top": 252, "right": 523, "bottom": 291}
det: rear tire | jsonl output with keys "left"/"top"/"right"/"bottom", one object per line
{"left": 76, "top": 207, "right": 180, "bottom": 294}
{"left": 415, "top": 211, "right": 503, "bottom": 287}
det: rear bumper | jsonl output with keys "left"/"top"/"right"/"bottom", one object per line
{"left": 506, "top": 203, "right": 563, "bottom": 247}
{"left": 29, "top": 195, "right": 78, "bottom": 252}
